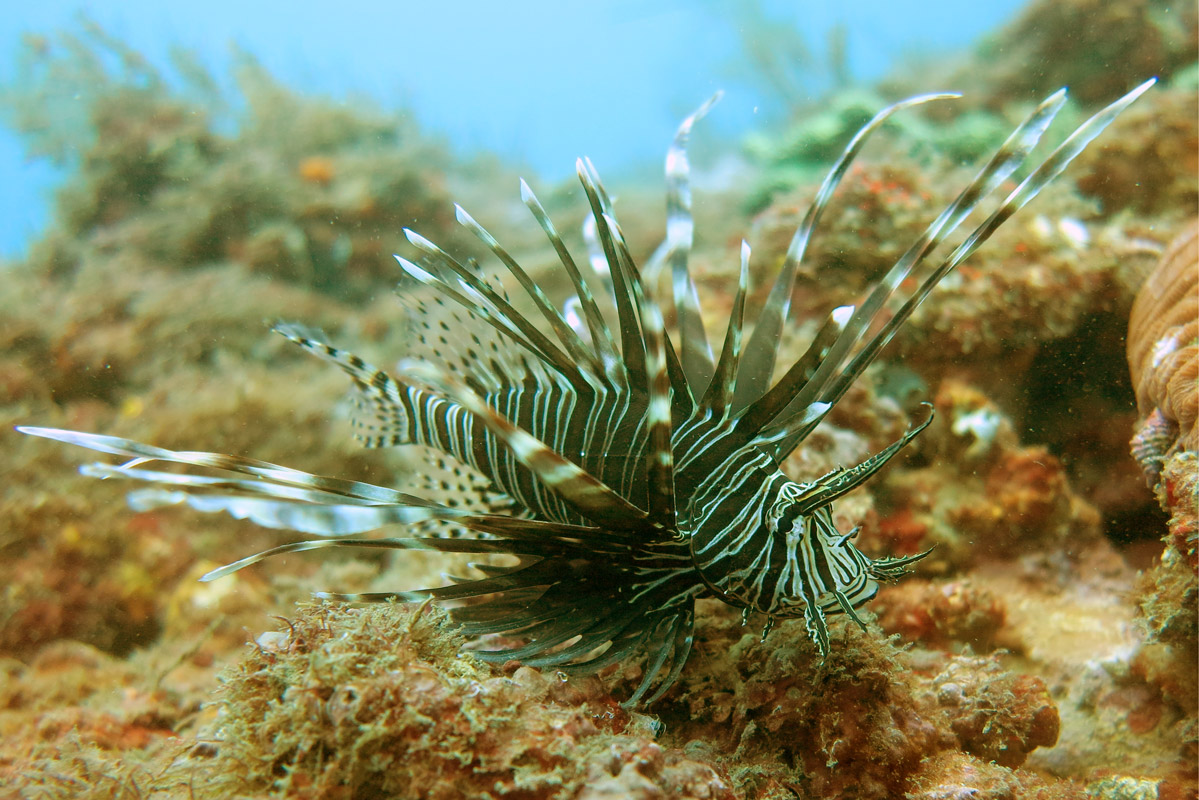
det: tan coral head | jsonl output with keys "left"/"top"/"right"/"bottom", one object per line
{"left": 1128, "top": 221, "right": 1198, "bottom": 485}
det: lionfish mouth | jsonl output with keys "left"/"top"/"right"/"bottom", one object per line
{"left": 17, "top": 78, "right": 1154, "bottom": 706}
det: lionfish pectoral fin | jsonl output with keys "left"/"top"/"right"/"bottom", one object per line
{"left": 16, "top": 426, "right": 423, "bottom": 505}
{"left": 398, "top": 359, "right": 649, "bottom": 529}
{"left": 272, "top": 324, "right": 418, "bottom": 448}
{"left": 642, "top": 606, "right": 696, "bottom": 706}
{"left": 199, "top": 534, "right": 533, "bottom": 583}
{"left": 624, "top": 611, "right": 690, "bottom": 707}
{"left": 16, "top": 426, "right": 544, "bottom": 587}
{"left": 119, "top": 484, "right": 463, "bottom": 537}
{"left": 314, "top": 557, "right": 565, "bottom": 606}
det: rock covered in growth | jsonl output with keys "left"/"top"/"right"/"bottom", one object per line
{"left": 956, "top": 0, "right": 1196, "bottom": 108}
{"left": 907, "top": 751, "right": 1088, "bottom": 800}
{"left": 1133, "top": 450, "right": 1198, "bottom": 780}
{"left": 638, "top": 599, "right": 1075, "bottom": 800}
{"left": 861, "top": 378, "right": 1104, "bottom": 575}
{"left": 925, "top": 655, "right": 1060, "bottom": 769}
{"left": 205, "top": 602, "right": 733, "bottom": 800}
{"left": 652, "top": 600, "right": 948, "bottom": 800}
{"left": 1159, "top": 452, "right": 1199, "bottom": 568}
{"left": 873, "top": 579, "right": 1008, "bottom": 653}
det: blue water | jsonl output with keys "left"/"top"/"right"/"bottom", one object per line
{"left": 0, "top": 0, "right": 1027, "bottom": 260}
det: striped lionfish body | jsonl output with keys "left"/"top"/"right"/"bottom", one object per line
{"left": 19, "top": 80, "right": 1153, "bottom": 706}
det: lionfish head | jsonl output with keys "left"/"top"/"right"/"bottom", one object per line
{"left": 685, "top": 402, "right": 935, "bottom": 653}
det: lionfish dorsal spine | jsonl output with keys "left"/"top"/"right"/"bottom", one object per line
{"left": 576, "top": 158, "right": 649, "bottom": 387}
{"left": 782, "top": 78, "right": 1155, "bottom": 446}
{"left": 638, "top": 281, "right": 679, "bottom": 525}
{"left": 734, "top": 305, "right": 852, "bottom": 436}
{"left": 698, "top": 239, "right": 751, "bottom": 417}
{"left": 518, "top": 178, "right": 623, "bottom": 383}
{"left": 602, "top": 209, "right": 698, "bottom": 420}
{"left": 454, "top": 203, "right": 603, "bottom": 378}
{"left": 665, "top": 92, "right": 722, "bottom": 391}
{"left": 751, "top": 86, "right": 1073, "bottom": 458}
{"left": 732, "top": 91, "right": 960, "bottom": 411}
{"left": 399, "top": 230, "right": 587, "bottom": 387}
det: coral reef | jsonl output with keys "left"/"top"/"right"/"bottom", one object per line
{"left": 1122, "top": 220, "right": 1199, "bottom": 787}
{"left": 3, "top": 26, "right": 470, "bottom": 301}
{"left": 2, "top": 11, "right": 1197, "bottom": 800}
{"left": 928, "top": 655, "right": 1060, "bottom": 769}
{"left": 873, "top": 578, "right": 1008, "bottom": 652}
{"left": 631, "top": 598, "right": 1093, "bottom": 799}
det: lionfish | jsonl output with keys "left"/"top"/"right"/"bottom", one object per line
{"left": 19, "top": 80, "right": 1152, "bottom": 706}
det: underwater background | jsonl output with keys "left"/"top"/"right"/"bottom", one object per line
{"left": 1, "top": 0, "right": 1032, "bottom": 259}
{"left": 1, "top": 1, "right": 1196, "bottom": 798}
